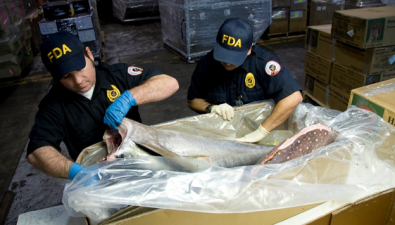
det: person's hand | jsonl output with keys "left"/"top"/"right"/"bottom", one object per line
{"left": 68, "top": 162, "right": 85, "bottom": 180}
{"left": 69, "top": 162, "right": 100, "bottom": 185}
{"left": 104, "top": 91, "right": 137, "bottom": 130}
{"left": 211, "top": 103, "right": 234, "bottom": 121}
{"left": 236, "top": 125, "right": 269, "bottom": 143}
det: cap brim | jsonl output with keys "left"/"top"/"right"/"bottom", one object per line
{"left": 51, "top": 51, "right": 86, "bottom": 81}
{"left": 213, "top": 43, "right": 248, "bottom": 66}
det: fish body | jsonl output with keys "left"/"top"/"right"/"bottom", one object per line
{"left": 256, "top": 123, "right": 336, "bottom": 165}
{"left": 105, "top": 118, "right": 275, "bottom": 167}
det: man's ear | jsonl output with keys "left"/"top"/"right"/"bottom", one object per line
{"left": 247, "top": 45, "right": 253, "bottom": 56}
{"left": 85, "top": 47, "right": 94, "bottom": 61}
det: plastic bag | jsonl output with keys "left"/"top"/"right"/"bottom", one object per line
{"left": 63, "top": 102, "right": 395, "bottom": 224}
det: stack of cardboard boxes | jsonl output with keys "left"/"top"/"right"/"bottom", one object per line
{"left": 304, "top": 24, "right": 334, "bottom": 108}
{"left": 304, "top": 5, "right": 395, "bottom": 111}
{"left": 0, "top": 0, "right": 34, "bottom": 78}
{"left": 268, "top": 0, "right": 307, "bottom": 35}
{"left": 309, "top": 0, "right": 345, "bottom": 26}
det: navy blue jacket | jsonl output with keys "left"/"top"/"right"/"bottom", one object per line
{"left": 188, "top": 45, "right": 301, "bottom": 106}
{"left": 27, "top": 62, "right": 161, "bottom": 160}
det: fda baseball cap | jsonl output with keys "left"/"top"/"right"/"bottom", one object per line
{"left": 41, "top": 31, "right": 86, "bottom": 81}
{"left": 214, "top": 18, "right": 253, "bottom": 66}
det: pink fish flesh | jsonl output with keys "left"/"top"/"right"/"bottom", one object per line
{"left": 256, "top": 123, "right": 336, "bottom": 165}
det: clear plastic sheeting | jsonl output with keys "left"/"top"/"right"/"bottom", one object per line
{"left": 63, "top": 102, "right": 395, "bottom": 224}
{"left": 359, "top": 80, "right": 395, "bottom": 97}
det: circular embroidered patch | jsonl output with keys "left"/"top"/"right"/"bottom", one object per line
{"left": 265, "top": 61, "right": 281, "bottom": 76}
{"left": 128, "top": 66, "right": 143, "bottom": 76}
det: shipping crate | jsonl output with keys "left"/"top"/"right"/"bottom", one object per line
{"left": 328, "top": 84, "right": 349, "bottom": 111}
{"left": 304, "top": 51, "right": 333, "bottom": 84}
{"left": 330, "top": 62, "right": 381, "bottom": 93}
{"left": 309, "top": 0, "right": 328, "bottom": 26}
{"left": 349, "top": 78, "right": 395, "bottom": 128}
{"left": 289, "top": 9, "right": 307, "bottom": 32}
{"left": 305, "top": 24, "right": 334, "bottom": 60}
{"left": 331, "top": 6, "right": 395, "bottom": 49}
{"left": 159, "top": 0, "right": 271, "bottom": 63}
{"left": 304, "top": 74, "right": 329, "bottom": 106}
{"left": 334, "top": 41, "right": 395, "bottom": 81}
{"left": 269, "top": 7, "right": 289, "bottom": 35}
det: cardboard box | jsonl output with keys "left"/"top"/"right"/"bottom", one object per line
{"left": 98, "top": 203, "right": 322, "bottom": 225}
{"left": 289, "top": 10, "right": 307, "bottom": 32}
{"left": 308, "top": 1, "right": 328, "bottom": 26}
{"left": 349, "top": 78, "right": 395, "bottom": 128}
{"left": 280, "top": 188, "right": 395, "bottom": 225}
{"left": 304, "top": 74, "right": 329, "bottom": 106}
{"left": 329, "top": 189, "right": 395, "bottom": 225}
{"left": 269, "top": 8, "right": 289, "bottom": 34}
{"left": 97, "top": 142, "right": 353, "bottom": 225}
{"left": 305, "top": 24, "right": 334, "bottom": 60}
{"left": 329, "top": 84, "right": 349, "bottom": 111}
{"left": 290, "top": 0, "right": 307, "bottom": 10}
{"left": 326, "top": 3, "right": 343, "bottom": 24}
{"left": 335, "top": 41, "right": 395, "bottom": 80}
{"left": 304, "top": 51, "right": 333, "bottom": 84}
{"left": 331, "top": 62, "right": 381, "bottom": 93}
{"left": 273, "top": 0, "right": 291, "bottom": 7}
{"left": 331, "top": 6, "right": 395, "bottom": 49}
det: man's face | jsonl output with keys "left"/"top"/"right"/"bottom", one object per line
{"left": 219, "top": 46, "right": 252, "bottom": 71}
{"left": 220, "top": 62, "right": 239, "bottom": 71}
{"left": 59, "top": 55, "right": 96, "bottom": 93}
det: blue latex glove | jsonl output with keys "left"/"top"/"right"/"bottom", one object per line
{"left": 104, "top": 91, "right": 137, "bottom": 130}
{"left": 69, "top": 163, "right": 100, "bottom": 185}
{"left": 68, "top": 162, "right": 85, "bottom": 180}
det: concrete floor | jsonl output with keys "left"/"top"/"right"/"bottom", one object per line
{"left": 0, "top": 15, "right": 307, "bottom": 224}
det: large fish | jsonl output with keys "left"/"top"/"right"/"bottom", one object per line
{"left": 103, "top": 118, "right": 275, "bottom": 168}
{"left": 256, "top": 123, "right": 337, "bottom": 165}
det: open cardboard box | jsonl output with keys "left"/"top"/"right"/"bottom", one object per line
{"left": 96, "top": 188, "right": 395, "bottom": 225}
{"left": 95, "top": 144, "right": 395, "bottom": 225}
{"left": 70, "top": 101, "right": 395, "bottom": 225}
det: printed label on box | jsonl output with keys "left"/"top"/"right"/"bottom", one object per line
{"left": 273, "top": 10, "right": 286, "bottom": 19}
{"left": 351, "top": 94, "right": 385, "bottom": 117}
{"left": 384, "top": 110, "right": 395, "bottom": 127}
{"left": 291, "top": 11, "right": 303, "bottom": 19}
{"left": 366, "top": 18, "right": 385, "bottom": 43}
